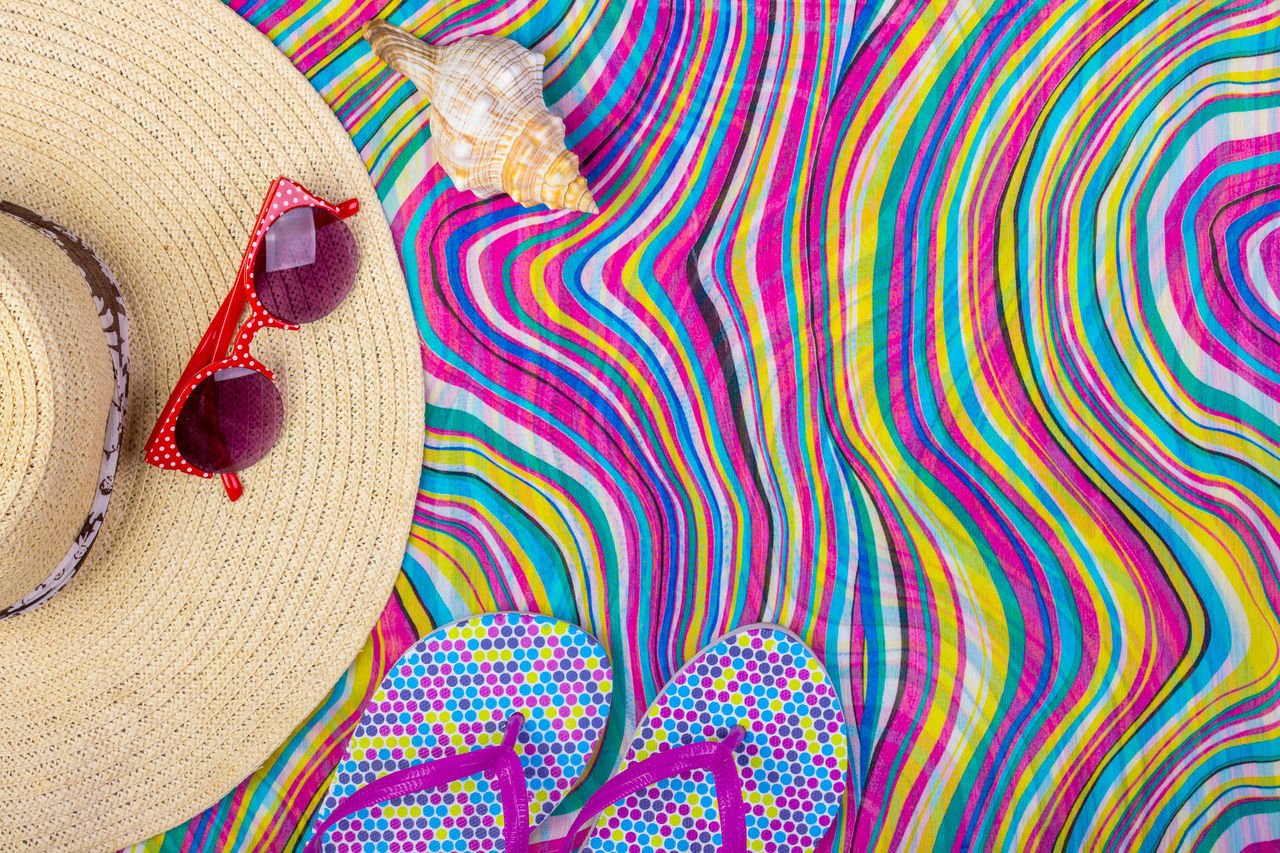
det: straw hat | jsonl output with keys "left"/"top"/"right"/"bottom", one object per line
{"left": 0, "top": 0, "right": 423, "bottom": 849}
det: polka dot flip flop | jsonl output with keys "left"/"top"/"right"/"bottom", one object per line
{"left": 558, "top": 624, "right": 848, "bottom": 853}
{"left": 303, "top": 612, "right": 614, "bottom": 853}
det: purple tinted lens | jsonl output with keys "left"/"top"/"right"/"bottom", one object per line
{"left": 174, "top": 367, "right": 284, "bottom": 474}
{"left": 255, "top": 206, "right": 359, "bottom": 324}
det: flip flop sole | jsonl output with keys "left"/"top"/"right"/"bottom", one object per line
{"left": 583, "top": 624, "right": 848, "bottom": 853}
{"left": 312, "top": 612, "right": 613, "bottom": 852}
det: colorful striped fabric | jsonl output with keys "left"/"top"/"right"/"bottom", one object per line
{"left": 129, "top": 0, "right": 1280, "bottom": 850}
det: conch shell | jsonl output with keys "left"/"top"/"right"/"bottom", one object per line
{"left": 363, "top": 21, "right": 598, "bottom": 214}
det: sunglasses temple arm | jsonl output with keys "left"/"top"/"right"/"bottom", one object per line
{"left": 209, "top": 272, "right": 251, "bottom": 360}
{"left": 143, "top": 280, "right": 248, "bottom": 451}
{"left": 169, "top": 278, "right": 249, "bottom": 395}
{"left": 336, "top": 198, "right": 359, "bottom": 218}
{"left": 221, "top": 473, "right": 243, "bottom": 502}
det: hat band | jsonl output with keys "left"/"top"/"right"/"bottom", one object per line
{"left": 0, "top": 202, "right": 129, "bottom": 618}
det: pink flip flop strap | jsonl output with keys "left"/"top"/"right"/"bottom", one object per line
{"left": 304, "top": 714, "right": 531, "bottom": 853}
{"left": 557, "top": 726, "right": 748, "bottom": 853}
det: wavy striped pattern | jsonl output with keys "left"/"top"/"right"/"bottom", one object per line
{"left": 130, "top": 0, "right": 1280, "bottom": 850}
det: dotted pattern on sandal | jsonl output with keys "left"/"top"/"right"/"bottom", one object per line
{"left": 583, "top": 627, "right": 848, "bottom": 853}
{"left": 312, "top": 612, "right": 613, "bottom": 853}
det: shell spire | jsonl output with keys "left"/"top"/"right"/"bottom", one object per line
{"left": 363, "top": 21, "right": 599, "bottom": 214}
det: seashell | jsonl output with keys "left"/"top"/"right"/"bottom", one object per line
{"left": 363, "top": 21, "right": 598, "bottom": 214}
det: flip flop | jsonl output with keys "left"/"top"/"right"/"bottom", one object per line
{"left": 559, "top": 624, "right": 848, "bottom": 853}
{"left": 304, "top": 612, "right": 614, "bottom": 853}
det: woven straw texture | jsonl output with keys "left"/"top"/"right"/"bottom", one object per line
{"left": 0, "top": 0, "right": 422, "bottom": 849}
{"left": 0, "top": 213, "right": 113, "bottom": 607}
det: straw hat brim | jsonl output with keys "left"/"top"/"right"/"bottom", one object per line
{"left": 0, "top": 1, "right": 423, "bottom": 850}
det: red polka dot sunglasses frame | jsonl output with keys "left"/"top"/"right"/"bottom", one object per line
{"left": 144, "top": 177, "right": 360, "bottom": 501}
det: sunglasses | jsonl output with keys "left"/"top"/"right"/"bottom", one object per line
{"left": 145, "top": 177, "right": 360, "bottom": 501}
